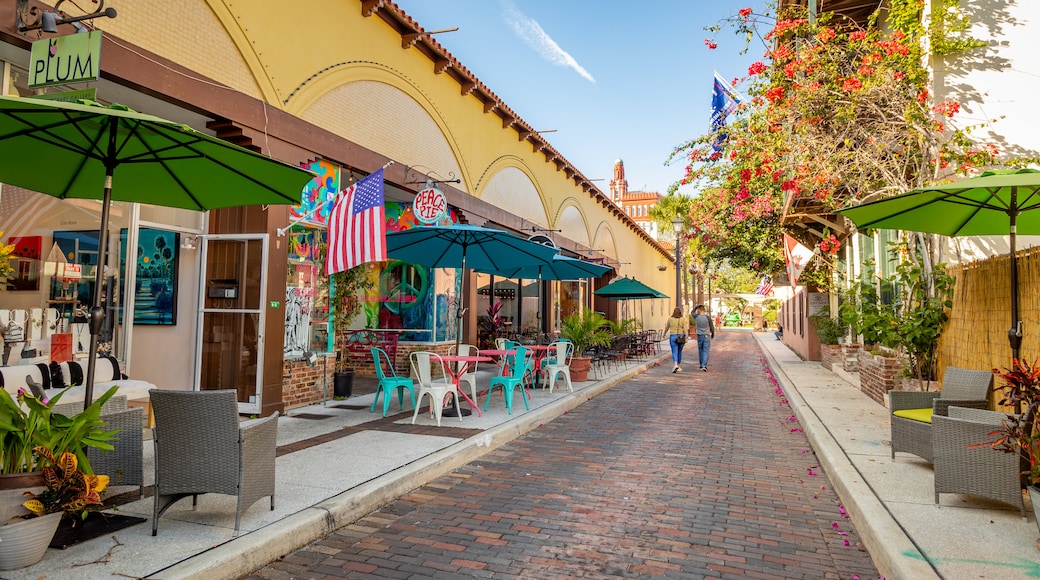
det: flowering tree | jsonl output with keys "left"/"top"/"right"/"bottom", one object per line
{"left": 668, "top": 0, "right": 1022, "bottom": 275}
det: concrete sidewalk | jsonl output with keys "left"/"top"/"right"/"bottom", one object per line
{"left": 6, "top": 332, "right": 1039, "bottom": 579}
{"left": 756, "top": 332, "right": 1040, "bottom": 580}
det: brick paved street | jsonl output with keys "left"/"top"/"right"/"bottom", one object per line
{"left": 246, "top": 331, "right": 880, "bottom": 579}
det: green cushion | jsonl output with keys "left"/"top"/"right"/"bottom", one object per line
{"left": 893, "top": 408, "right": 933, "bottom": 424}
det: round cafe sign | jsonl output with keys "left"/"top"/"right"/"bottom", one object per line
{"left": 414, "top": 187, "right": 447, "bottom": 224}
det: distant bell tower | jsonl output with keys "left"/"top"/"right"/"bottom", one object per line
{"left": 608, "top": 159, "right": 628, "bottom": 204}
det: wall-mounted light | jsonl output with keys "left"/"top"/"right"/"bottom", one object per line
{"left": 180, "top": 235, "right": 199, "bottom": 251}
{"left": 16, "top": 0, "right": 117, "bottom": 34}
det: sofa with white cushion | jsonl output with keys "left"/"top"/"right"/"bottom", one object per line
{"left": 0, "top": 357, "right": 156, "bottom": 417}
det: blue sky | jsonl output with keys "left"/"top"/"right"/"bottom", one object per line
{"left": 393, "top": 0, "right": 768, "bottom": 197}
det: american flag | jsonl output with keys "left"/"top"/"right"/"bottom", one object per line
{"left": 755, "top": 276, "right": 774, "bottom": 296}
{"left": 326, "top": 169, "right": 385, "bottom": 274}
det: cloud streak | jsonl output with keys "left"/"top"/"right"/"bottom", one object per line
{"left": 501, "top": 1, "right": 595, "bottom": 83}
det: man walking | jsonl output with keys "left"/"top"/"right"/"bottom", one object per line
{"left": 693, "top": 305, "right": 715, "bottom": 371}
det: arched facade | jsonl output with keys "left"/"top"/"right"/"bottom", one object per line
{"left": 0, "top": 0, "right": 674, "bottom": 413}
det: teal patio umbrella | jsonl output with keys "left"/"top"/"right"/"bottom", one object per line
{"left": 0, "top": 95, "right": 315, "bottom": 405}
{"left": 594, "top": 276, "right": 668, "bottom": 300}
{"left": 838, "top": 168, "right": 1040, "bottom": 360}
{"left": 485, "top": 255, "right": 613, "bottom": 339}
{"left": 386, "top": 224, "right": 561, "bottom": 353}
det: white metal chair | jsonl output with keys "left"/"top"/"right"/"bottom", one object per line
{"left": 449, "top": 343, "right": 481, "bottom": 406}
{"left": 410, "top": 351, "right": 462, "bottom": 427}
{"left": 541, "top": 339, "right": 574, "bottom": 394}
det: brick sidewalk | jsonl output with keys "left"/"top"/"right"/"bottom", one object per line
{"left": 246, "top": 331, "right": 880, "bottom": 579}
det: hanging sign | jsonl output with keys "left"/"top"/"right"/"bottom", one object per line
{"left": 28, "top": 31, "right": 103, "bottom": 88}
{"left": 528, "top": 234, "right": 557, "bottom": 248}
{"left": 413, "top": 187, "right": 447, "bottom": 224}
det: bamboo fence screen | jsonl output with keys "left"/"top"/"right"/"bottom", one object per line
{"left": 940, "top": 244, "right": 1040, "bottom": 407}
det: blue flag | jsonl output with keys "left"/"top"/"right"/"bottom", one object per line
{"left": 710, "top": 71, "right": 742, "bottom": 151}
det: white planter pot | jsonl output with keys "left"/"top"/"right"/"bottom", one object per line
{"left": 0, "top": 511, "right": 62, "bottom": 570}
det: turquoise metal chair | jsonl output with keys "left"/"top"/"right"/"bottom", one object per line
{"left": 484, "top": 346, "right": 530, "bottom": 414}
{"left": 370, "top": 347, "right": 415, "bottom": 417}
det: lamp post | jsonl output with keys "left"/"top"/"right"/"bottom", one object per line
{"left": 672, "top": 217, "right": 683, "bottom": 310}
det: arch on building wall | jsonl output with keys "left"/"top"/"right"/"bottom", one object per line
{"left": 555, "top": 203, "right": 591, "bottom": 247}
{"left": 288, "top": 63, "right": 471, "bottom": 193}
{"left": 476, "top": 156, "right": 550, "bottom": 227}
{"left": 591, "top": 222, "right": 620, "bottom": 263}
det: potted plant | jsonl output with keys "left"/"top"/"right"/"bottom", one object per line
{"left": 559, "top": 309, "right": 612, "bottom": 382}
{"left": 810, "top": 307, "right": 846, "bottom": 370}
{"left": 477, "top": 301, "right": 505, "bottom": 349}
{"left": 0, "top": 386, "right": 117, "bottom": 569}
{"left": 331, "top": 265, "right": 368, "bottom": 397}
{"left": 983, "top": 358, "right": 1040, "bottom": 520}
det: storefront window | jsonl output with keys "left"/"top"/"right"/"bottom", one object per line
{"left": 285, "top": 227, "right": 330, "bottom": 356}
{"left": 0, "top": 188, "right": 130, "bottom": 365}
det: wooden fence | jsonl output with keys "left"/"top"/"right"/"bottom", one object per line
{"left": 940, "top": 244, "right": 1040, "bottom": 405}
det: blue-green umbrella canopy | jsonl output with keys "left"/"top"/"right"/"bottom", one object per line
{"left": 484, "top": 254, "right": 613, "bottom": 281}
{"left": 838, "top": 168, "right": 1040, "bottom": 360}
{"left": 386, "top": 224, "right": 561, "bottom": 353}
{"left": 386, "top": 224, "right": 561, "bottom": 274}
{"left": 594, "top": 276, "right": 668, "bottom": 300}
{"left": 0, "top": 95, "right": 315, "bottom": 406}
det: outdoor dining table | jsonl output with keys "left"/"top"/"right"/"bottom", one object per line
{"left": 437, "top": 354, "right": 493, "bottom": 417}
{"left": 479, "top": 346, "right": 551, "bottom": 388}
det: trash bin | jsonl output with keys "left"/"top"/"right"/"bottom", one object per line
{"left": 333, "top": 370, "right": 354, "bottom": 398}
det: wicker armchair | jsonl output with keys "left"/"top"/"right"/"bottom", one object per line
{"left": 889, "top": 367, "right": 992, "bottom": 463}
{"left": 150, "top": 389, "right": 278, "bottom": 535}
{"left": 52, "top": 394, "right": 144, "bottom": 497}
{"left": 933, "top": 406, "right": 1025, "bottom": 516}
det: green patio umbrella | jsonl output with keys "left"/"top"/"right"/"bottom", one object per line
{"left": 838, "top": 168, "right": 1040, "bottom": 360}
{"left": 0, "top": 95, "right": 315, "bottom": 405}
{"left": 594, "top": 276, "right": 668, "bottom": 300}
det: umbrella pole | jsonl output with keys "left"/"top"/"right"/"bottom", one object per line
{"left": 83, "top": 170, "right": 114, "bottom": 408}
{"left": 1009, "top": 205, "right": 1023, "bottom": 361}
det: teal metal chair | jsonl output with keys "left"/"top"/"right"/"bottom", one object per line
{"left": 484, "top": 346, "right": 530, "bottom": 414}
{"left": 370, "top": 347, "right": 415, "bottom": 417}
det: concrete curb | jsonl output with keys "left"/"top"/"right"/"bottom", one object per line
{"left": 149, "top": 356, "right": 666, "bottom": 579}
{"left": 755, "top": 334, "right": 938, "bottom": 580}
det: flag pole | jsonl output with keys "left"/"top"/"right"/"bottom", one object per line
{"left": 278, "top": 160, "right": 394, "bottom": 236}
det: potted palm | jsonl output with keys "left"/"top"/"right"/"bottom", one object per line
{"left": 559, "top": 309, "right": 612, "bottom": 382}
{"left": 0, "top": 385, "right": 118, "bottom": 569}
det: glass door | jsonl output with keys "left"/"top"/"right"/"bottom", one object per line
{"left": 194, "top": 234, "right": 268, "bottom": 414}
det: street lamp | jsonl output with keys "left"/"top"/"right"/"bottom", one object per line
{"left": 672, "top": 217, "right": 683, "bottom": 310}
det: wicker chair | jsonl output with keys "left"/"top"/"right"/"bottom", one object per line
{"left": 52, "top": 394, "right": 144, "bottom": 497}
{"left": 889, "top": 367, "right": 992, "bottom": 463}
{"left": 150, "top": 389, "right": 278, "bottom": 535}
{"left": 933, "top": 407, "right": 1025, "bottom": 516}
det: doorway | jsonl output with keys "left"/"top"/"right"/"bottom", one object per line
{"left": 195, "top": 234, "right": 268, "bottom": 414}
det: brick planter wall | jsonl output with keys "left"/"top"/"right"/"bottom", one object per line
{"left": 859, "top": 349, "right": 904, "bottom": 406}
{"left": 841, "top": 344, "right": 862, "bottom": 372}
{"left": 820, "top": 344, "right": 842, "bottom": 371}
{"left": 282, "top": 353, "right": 336, "bottom": 409}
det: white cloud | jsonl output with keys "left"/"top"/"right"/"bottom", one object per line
{"left": 500, "top": 0, "right": 595, "bottom": 83}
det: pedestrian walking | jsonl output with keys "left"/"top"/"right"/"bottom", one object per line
{"left": 693, "top": 304, "right": 715, "bottom": 371}
{"left": 662, "top": 306, "right": 689, "bottom": 373}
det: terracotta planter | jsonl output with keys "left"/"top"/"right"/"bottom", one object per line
{"left": 569, "top": 356, "right": 592, "bottom": 382}
{"left": 0, "top": 511, "right": 62, "bottom": 570}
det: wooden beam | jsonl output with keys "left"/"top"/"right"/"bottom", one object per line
{"left": 460, "top": 80, "right": 476, "bottom": 96}
{"left": 434, "top": 58, "right": 451, "bottom": 74}
{"left": 361, "top": 0, "right": 383, "bottom": 17}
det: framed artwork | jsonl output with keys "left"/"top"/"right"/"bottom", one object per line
{"left": 120, "top": 228, "right": 179, "bottom": 325}
{"left": 52, "top": 230, "right": 99, "bottom": 305}
{"left": 6, "top": 235, "right": 41, "bottom": 291}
